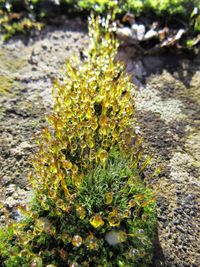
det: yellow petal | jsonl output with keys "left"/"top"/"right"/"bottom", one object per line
{"left": 62, "top": 160, "right": 72, "bottom": 170}
{"left": 118, "top": 231, "right": 127, "bottom": 242}
{"left": 123, "top": 209, "right": 131, "bottom": 218}
{"left": 98, "top": 149, "right": 108, "bottom": 163}
{"left": 72, "top": 164, "right": 78, "bottom": 174}
{"left": 104, "top": 192, "right": 113, "bottom": 205}
{"left": 99, "top": 115, "right": 107, "bottom": 127}
{"left": 76, "top": 205, "right": 86, "bottom": 220}
{"left": 72, "top": 173, "right": 84, "bottom": 187}
{"left": 90, "top": 215, "right": 104, "bottom": 228}
{"left": 108, "top": 216, "right": 121, "bottom": 227}
{"left": 85, "top": 234, "right": 98, "bottom": 250}
{"left": 88, "top": 138, "right": 94, "bottom": 148}
{"left": 128, "top": 199, "right": 135, "bottom": 208}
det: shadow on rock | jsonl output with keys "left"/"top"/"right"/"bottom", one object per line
{"left": 142, "top": 51, "right": 199, "bottom": 90}
{"left": 136, "top": 111, "right": 187, "bottom": 160}
{"left": 151, "top": 222, "right": 167, "bottom": 267}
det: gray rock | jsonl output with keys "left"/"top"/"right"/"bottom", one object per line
{"left": 5, "top": 184, "right": 16, "bottom": 196}
{"left": 117, "top": 27, "right": 133, "bottom": 38}
{"left": 144, "top": 29, "right": 158, "bottom": 40}
{"left": 131, "top": 24, "right": 146, "bottom": 41}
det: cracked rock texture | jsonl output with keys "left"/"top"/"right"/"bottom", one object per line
{"left": 0, "top": 18, "right": 200, "bottom": 267}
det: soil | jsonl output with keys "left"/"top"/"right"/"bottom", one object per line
{"left": 0, "top": 17, "right": 199, "bottom": 267}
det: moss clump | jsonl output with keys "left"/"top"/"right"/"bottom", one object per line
{"left": 0, "top": 48, "right": 27, "bottom": 95}
{"left": 126, "top": 0, "right": 200, "bottom": 16}
{"left": 0, "top": 15, "right": 156, "bottom": 267}
{"left": 0, "top": 153, "right": 155, "bottom": 267}
{"left": 0, "top": 48, "right": 27, "bottom": 73}
{"left": 0, "top": 74, "right": 13, "bottom": 94}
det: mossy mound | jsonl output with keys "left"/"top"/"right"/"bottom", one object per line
{"left": 0, "top": 151, "right": 155, "bottom": 267}
{"left": 0, "top": 74, "right": 13, "bottom": 94}
{"left": 0, "top": 16, "right": 156, "bottom": 267}
{"left": 0, "top": 48, "right": 27, "bottom": 94}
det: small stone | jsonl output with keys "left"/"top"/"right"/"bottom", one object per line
{"left": 117, "top": 27, "right": 133, "bottom": 38}
{"left": 19, "top": 141, "right": 32, "bottom": 150}
{"left": 17, "top": 188, "right": 26, "bottom": 197}
{"left": 175, "top": 208, "right": 183, "bottom": 214}
{"left": 131, "top": 24, "right": 145, "bottom": 41}
{"left": 4, "top": 196, "right": 16, "bottom": 209}
{"left": 41, "top": 42, "right": 48, "bottom": 50}
{"left": 144, "top": 29, "right": 158, "bottom": 40}
{"left": 52, "top": 33, "right": 60, "bottom": 40}
{"left": 6, "top": 184, "right": 16, "bottom": 195}
{"left": 12, "top": 192, "right": 19, "bottom": 199}
{"left": 176, "top": 225, "right": 186, "bottom": 233}
{"left": 174, "top": 219, "right": 180, "bottom": 225}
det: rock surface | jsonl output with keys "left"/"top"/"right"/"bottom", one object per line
{"left": 135, "top": 57, "right": 200, "bottom": 267}
{"left": 0, "top": 17, "right": 88, "bottom": 220}
{"left": 0, "top": 18, "right": 199, "bottom": 267}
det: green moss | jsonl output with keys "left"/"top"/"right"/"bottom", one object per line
{"left": 0, "top": 74, "right": 13, "bottom": 94}
{"left": 0, "top": 50, "right": 27, "bottom": 73}
{"left": 0, "top": 15, "right": 156, "bottom": 267}
{"left": 127, "top": 0, "right": 200, "bottom": 16}
{"left": 68, "top": 0, "right": 200, "bottom": 16}
{"left": 0, "top": 48, "right": 27, "bottom": 95}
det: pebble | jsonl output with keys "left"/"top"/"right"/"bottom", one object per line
{"left": 131, "top": 24, "right": 146, "bottom": 41}
{"left": 176, "top": 226, "right": 186, "bottom": 233}
{"left": 117, "top": 27, "right": 133, "bottom": 38}
{"left": 144, "top": 29, "right": 158, "bottom": 40}
{"left": 5, "top": 184, "right": 16, "bottom": 195}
